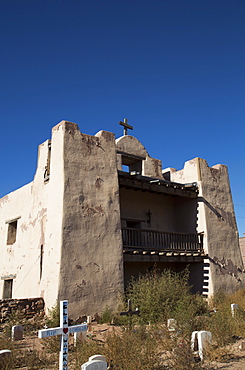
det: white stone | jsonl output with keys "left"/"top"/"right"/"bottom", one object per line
{"left": 198, "top": 331, "right": 212, "bottom": 361}
{"left": 89, "top": 355, "right": 107, "bottom": 362}
{"left": 0, "top": 350, "right": 11, "bottom": 367}
{"left": 11, "top": 325, "right": 23, "bottom": 340}
{"left": 167, "top": 318, "right": 177, "bottom": 331}
{"left": 239, "top": 341, "right": 245, "bottom": 350}
{"left": 81, "top": 360, "right": 107, "bottom": 370}
{"left": 231, "top": 303, "right": 239, "bottom": 317}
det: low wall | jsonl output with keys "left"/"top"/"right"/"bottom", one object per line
{"left": 0, "top": 297, "right": 45, "bottom": 323}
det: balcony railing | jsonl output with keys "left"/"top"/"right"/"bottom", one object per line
{"left": 122, "top": 228, "right": 203, "bottom": 252}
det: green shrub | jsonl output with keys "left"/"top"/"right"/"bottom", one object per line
{"left": 207, "top": 290, "right": 245, "bottom": 345}
{"left": 167, "top": 337, "right": 204, "bottom": 370}
{"left": 100, "top": 306, "right": 114, "bottom": 324}
{"left": 104, "top": 326, "right": 163, "bottom": 370}
{"left": 74, "top": 338, "right": 103, "bottom": 368}
{"left": 45, "top": 301, "right": 60, "bottom": 328}
{"left": 126, "top": 268, "right": 208, "bottom": 332}
{"left": 41, "top": 301, "right": 60, "bottom": 354}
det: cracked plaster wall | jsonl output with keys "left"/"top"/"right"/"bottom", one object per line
{"left": 58, "top": 122, "right": 124, "bottom": 318}
{"left": 170, "top": 157, "right": 244, "bottom": 296}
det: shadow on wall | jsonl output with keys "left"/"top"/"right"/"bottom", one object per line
{"left": 198, "top": 197, "right": 235, "bottom": 228}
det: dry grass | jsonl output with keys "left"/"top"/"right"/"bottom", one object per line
{"left": 2, "top": 274, "right": 245, "bottom": 369}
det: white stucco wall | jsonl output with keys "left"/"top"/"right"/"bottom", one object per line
{"left": 39, "top": 123, "right": 64, "bottom": 311}
{"left": 0, "top": 126, "right": 64, "bottom": 311}
{"left": 0, "top": 141, "right": 49, "bottom": 299}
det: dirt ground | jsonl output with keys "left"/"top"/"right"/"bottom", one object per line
{"left": 207, "top": 339, "right": 245, "bottom": 369}
{"left": 7, "top": 324, "right": 245, "bottom": 369}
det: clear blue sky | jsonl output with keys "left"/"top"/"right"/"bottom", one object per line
{"left": 1, "top": 0, "right": 245, "bottom": 236}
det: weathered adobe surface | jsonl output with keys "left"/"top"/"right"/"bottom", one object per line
{"left": 0, "top": 297, "right": 44, "bottom": 323}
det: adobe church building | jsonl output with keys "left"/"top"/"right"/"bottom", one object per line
{"left": 0, "top": 120, "right": 244, "bottom": 319}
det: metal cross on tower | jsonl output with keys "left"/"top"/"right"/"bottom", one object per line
{"left": 119, "top": 118, "right": 133, "bottom": 135}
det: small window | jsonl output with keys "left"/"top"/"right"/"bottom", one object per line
{"left": 3, "top": 279, "right": 13, "bottom": 299}
{"left": 7, "top": 220, "right": 18, "bottom": 245}
{"left": 122, "top": 155, "right": 142, "bottom": 174}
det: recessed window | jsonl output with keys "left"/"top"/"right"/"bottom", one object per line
{"left": 122, "top": 155, "right": 142, "bottom": 174}
{"left": 3, "top": 279, "right": 13, "bottom": 299}
{"left": 7, "top": 220, "right": 18, "bottom": 245}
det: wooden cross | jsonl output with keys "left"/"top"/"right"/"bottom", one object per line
{"left": 38, "top": 300, "right": 87, "bottom": 370}
{"left": 119, "top": 118, "right": 133, "bottom": 135}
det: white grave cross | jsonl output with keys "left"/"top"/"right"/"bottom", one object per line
{"left": 38, "top": 300, "right": 87, "bottom": 370}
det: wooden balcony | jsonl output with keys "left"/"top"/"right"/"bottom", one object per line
{"left": 122, "top": 228, "right": 203, "bottom": 253}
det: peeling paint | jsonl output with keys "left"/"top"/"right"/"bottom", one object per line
{"left": 84, "top": 262, "right": 100, "bottom": 273}
{"left": 7, "top": 247, "right": 13, "bottom": 256}
{"left": 30, "top": 208, "right": 47, "bottom": 227}
{"left": 83, "top": 205, "right": 105, "bottom": 216}
{"left": 0, "top": 195, "right": 9, "bottom": 207}
{"left": 20, "top": 223, "right": 28, "bottom": 232}
{"left": 215, "top": 207, "right": 236, "bottom": 228}
{"left": 211, "top": 256, "right": 242, "bottom": 283}
{"left": 210, "top": 168, "right": 221, "bottom": 182}
{"left": 79, "top": 194, "right": 85, "bottom": 204}
{"left": 96, "top": 130, "right": 114, "bottom": 143}
{"left": 81, "top": 134, "right": 100, "bottom": 155}
{"left": 95, "top": 177, "right": 103, "bottom": 189}
{"left": 64, "top": 121, "right": 78, "bottom": 137}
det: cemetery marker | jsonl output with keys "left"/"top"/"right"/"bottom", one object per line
{"left": 120, "top": 299, "right": 139, "bottom": 317}
{"left": 120, "top": 299, "right": 140, "bottom": 330}
{"left": 231, "top": 303, "right": 239, "bottom": 317}
{"left": 38, "top": 300, "right": 87, "bottom": 370}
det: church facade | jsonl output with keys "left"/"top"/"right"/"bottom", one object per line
{"left": 0, "top": 120, "right": 243, "bottom": 319}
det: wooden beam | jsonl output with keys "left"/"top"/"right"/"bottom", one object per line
{"left": 119, "top": 174, "right": 198, "bottom": 198}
